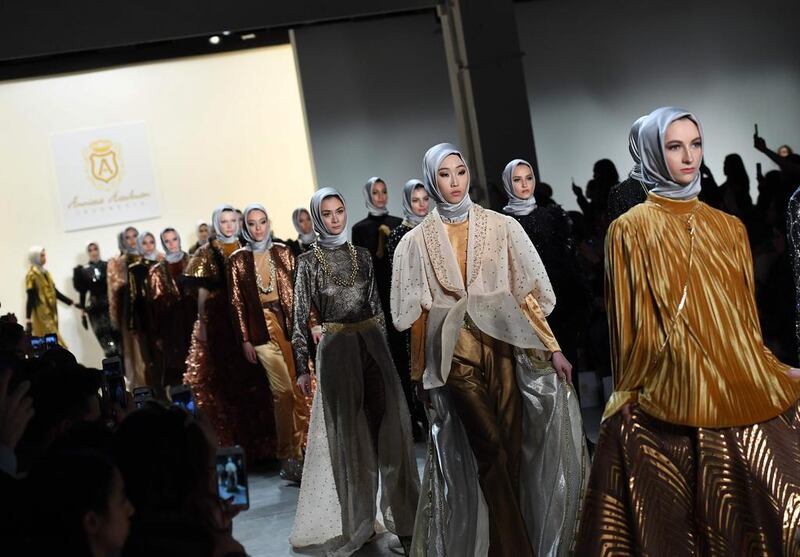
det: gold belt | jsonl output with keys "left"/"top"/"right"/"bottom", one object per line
{"left": 321, "top": 316, "right": 380, "bottom": 334}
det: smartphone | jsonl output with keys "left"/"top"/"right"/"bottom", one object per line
{"left": 215, "top": 446, "right": 249, "bottom": 510}
{"left": 169, "top": 384, "right": 196, "bottom": 415}
{"left": 132, "top": 386, "right": 156, "bottom": 409}
{"left": 101, "top": 356, "right": 127, "bottom": 416}
{"left": 29, "top": 336, "right": 45, "bottom": 358}
{"left": 44, "top": 333, "right": 58, "bottom": 351}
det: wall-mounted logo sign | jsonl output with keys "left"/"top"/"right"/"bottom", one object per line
{"left": 51, "top": 122, "right": 160, "bottom": 232}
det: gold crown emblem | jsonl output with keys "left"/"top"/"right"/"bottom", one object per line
{"left": 90, "top": 140, "right": 114, "bottom": 155}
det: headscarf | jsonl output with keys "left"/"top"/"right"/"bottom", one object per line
{"left": 86, "top": 242, "right": 101, "bottom": 263}
{"left": 422, "top": 143, "right": 473, "bottom": 223}
{"left": 290, "top": 208, "right": 315, "bottom": 245}
{"left": 159, "top": 228, "right": 186, "bottom": 264}
{"left": 310, "top": 187, "right": 348, "bottom": 249}
{"left": 401, "top": 179, "right": 428, "bottom": 226}
{"left": 628, "top": 115, "right": 647, "bottom": 182}
{"left": 195, "top": 221, "right": 209, "bottom": 246}
{"left": 28, "top": 246, "right": 44, "bottom": 268}
{"left": 241, "top": 203, "right": 273, "bottom": 253}
{"left": 639, "top": 107, "right": 703, "bottom": 200}
{"left": 136, "top": 232, "right": 158, "bottom": 261}
{"left": 363, "top": 177, "right": 389, "bottom": 217}
{"left": 501, "top": 159, "right": 537, "bottom": 216}
{"left": 117, "top": 226, "right": 139, "bottom": 255}
{"left": 211, "top": 204, "right": 240, "bottom": 245}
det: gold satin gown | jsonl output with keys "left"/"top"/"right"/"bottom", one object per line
{"left": 575, "top": 193, "right": 800, "bottom": 556}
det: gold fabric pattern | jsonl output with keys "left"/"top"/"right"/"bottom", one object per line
{"left": 575, "top": 403, "right": 800, "bottom": 556}
{"left": 604, "top": 193, "right": 800, "bottom": 428}
{"left": 26, "top": 265, "right": 63, "bottom": 344}
{"left": 444, "top": 219, "right": 469, "bottom": 283}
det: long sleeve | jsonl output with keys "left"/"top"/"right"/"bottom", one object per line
{"left": 409, "top": 310, "right": 428, "bottom": 381}
{"left": 292, "top": 256, "right": 314, "bottom": 377}
{"left": 790, "top": 189, "right": 800, "bottom": 364}
{"left": 521, "top": 293, "right": 561, "bottom": 353}
{"left": 25, "top": 286, "right": 36, "bottom": 319}
{"left": 55, "top": 289, "right": 73, "bottom": 306}
{"left": 602, "top": 218, "right": 640, "bottom": 419}
{"left": 227, "top": 257, "right": 251, "bottom": 344}
{"left": 390, "top": 231, "right": 431, "bottom": 332}
{"left": 365, "top": 256, "right": 387, "bottom": 336}
{"left": 506, "top": 216, "right": 555, "bottom": 313}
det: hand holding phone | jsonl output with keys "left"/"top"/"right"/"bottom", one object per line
{"left": 169, "top": 384, "right": 197, "bottom": 415}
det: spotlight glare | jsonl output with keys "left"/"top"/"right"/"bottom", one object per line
{"left": 209, "top": 35, "right": 221, "bottom": 45}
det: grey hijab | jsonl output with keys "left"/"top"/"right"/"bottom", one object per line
{"left": 501, "top": 159, "right": 537, "bottom": 216}
{"left": 242, "top": 203, "right": 273, "bottom": 253}
{"left": 118, "top": 226, "right": 139, "bottom": 255}
{"left": 423, "top": 143, "right": 473, "bottom": 223}
{"left": 639, "top": 107, "right": 703, "bottom": 200}
{"left": 137, "top": 232, "right": 159, "bottom": 261}
{"left": 363, "top": 177, "right": 389, "bottom": 217}
{"left": 160, "top": 228, "right": 187, "bottom": 264}
{"left": 628, "top": 115, "right": 647, "bottom": 182}
{"left": 401, "top": 179, "right": 428, "bottom": 226}
{"left": 212, "top": 204, "right": 240, "bottom": 245}
{"left": 310, "top": 187, "right": 348, "bottom": 249}
{"left": 292, "top": 207, "right": 317, "bottom": 244}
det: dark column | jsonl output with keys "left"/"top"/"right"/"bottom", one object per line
{"left": 437, "top": 0, "right": 536, "bottom": 209}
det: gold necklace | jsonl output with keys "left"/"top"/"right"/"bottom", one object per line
{"left": 313, "top": 241, "right": 359, "bottom": 287}
{"left": 255, "top": 250, "right": 276, "bottom": 294}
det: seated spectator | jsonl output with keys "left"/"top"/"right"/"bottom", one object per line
{"left": 26, "top": 449, "right": 134, "bottom": 557}
{"left": 113, "top": 403, "right": 247, "bottom": 557}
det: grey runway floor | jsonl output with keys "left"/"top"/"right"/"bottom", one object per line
{"left": 233, "top": 405, "right": 603, "bottom": 556}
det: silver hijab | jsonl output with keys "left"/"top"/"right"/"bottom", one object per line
{"left": 628, "top": 115, "right": 647, "bottom": 182}
{"left": 363, "top": 177, "right": 389, "bottom": 217}
{"left": 242, "top": 203, "right": 273, "bottom": 253}
{"left": 160, "top": 228, "right": 187, "bottom": 264}
{"left": 28, "top": 246, "right": 44, "bottom": 269}
{"left": 292, "top": 207, "right": 317, "bottom": 244}
{"left": 118, "top": 226, "right": 139, "bottom": 255}
{"left": 639, "top": 107, "right": 703, "bottom": 200}
{"left": 212, "top": 204, "right": 240, "bottom": 245}
{"left": 401, "top": 179, "right": 428, "bottom": 226}
{"left": 501, "top": 159, "right": 537, "bottom": 216}
{"left": 136, "top": 231, "right": 159, "bottom": 261}
{"left": 423, "top": 143, "right": 473, "bottom": 223}
{"left": 310, "top": 187, "right": 348, "bottom": 249}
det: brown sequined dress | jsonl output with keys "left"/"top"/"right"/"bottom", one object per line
{"left": 183, "top": 240, "right": 276, "bottom": 459}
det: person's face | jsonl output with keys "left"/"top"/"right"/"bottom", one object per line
{"left": 664, "top": 118, "right": 703, "bottom": 186}
{"left": 39, "top": 249, "right": 47, "bottom": 266}
{"left": 141, "top": 235, "right": 156, "bottom": 255}
{"left": 236, "top": 211, "right": 244, "bottom": 229}
{"left": 410, "top": 186, "right": 430, "bottom": 217}
{"left": 124, "top": 229, "right": 138, "bottom": 249}
{"left": 371, "top": 181, "right": 388, "bottom": 209}
{"left": 218, "top": 211, "right": 237, "bottom": 238}
{"left": 436, "top": 154, "right": 469, "bottom": 204}
{"left": 246, "top": 209, "right": 270, "bottom": 242}
{"left": 778, "top": 146, "right": 790, "bottom": 158}
{"left": 86, "top": 468, "right": 134, "bottom": 554}
{"left": 87, "top": 244, "right": 100, "bottom": 263}
{"left": 511, "top": 164, "right": 535, "bottom": 199}
{"left": 320, "top": 196, "right": 346, "bottom": 235}
{"left": 197, "top": 224, "right": 209, "bottom": 242}
{"left": 162, "top": 231, "right": 180, "bottom": 253}
{"left": 298, "top": 210, "right": 313, "bottom": 235}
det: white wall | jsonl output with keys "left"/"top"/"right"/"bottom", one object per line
{"left": 293, "top": 14, "right": 459, "bottom": 230}
{"left": 0, "top": 45, "right": 316, "bottom": 366}
{"left": 517, "top": 0, "right": 800, "bottom": 207}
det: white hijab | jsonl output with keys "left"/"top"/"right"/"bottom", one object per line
{"left": 422, "top": 143, "right": 473, "bottom": 223}
{"left": 28, "top": 246, "right": 44, "bottom": 269}
{"left": 211, "top": 204, "right": 240, "bottom": 245}
{"left": 501, "top": 159, "right": 537, "bottom": 216}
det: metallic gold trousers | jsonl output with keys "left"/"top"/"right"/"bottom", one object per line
{"left": 447, "top": 327, "right": 534, "bottom": 557}
{"left": 254, "top": 309, "right": 309, "bottom": 460}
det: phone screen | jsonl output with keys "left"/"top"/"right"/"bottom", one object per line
{"left": 30, "top": 336, "right": 45, "bottom": 357}
{"left": 102, "top": 357, "right": 127, "bottom": 412}
{"left": 44, "top": 333, "right": 58, "bottom": 351}
{"left": 215, "top": 448, "right": 249, "bottom": 510}
{"left": 170, "top": 386, "right": 196, "bottom": 415}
